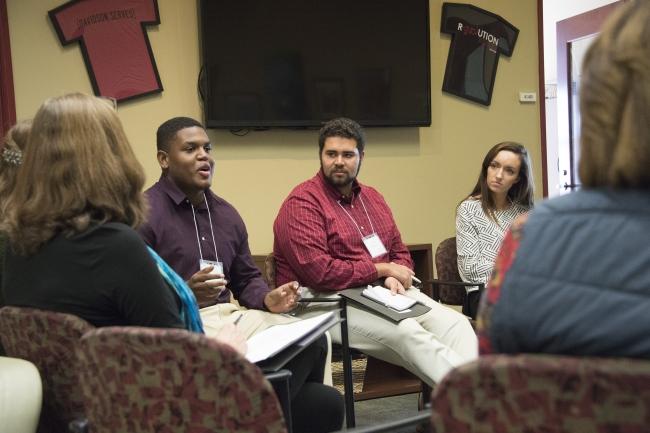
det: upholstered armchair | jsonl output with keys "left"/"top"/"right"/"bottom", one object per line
{"left": 430, "top": 354, "right": 650, "bottom": 433}
{"left": 0, "top": 306, "right": 94, "bottom": 433}
{"left": 0, "top": 356, "right": 42, "bottom": 433}
{"left": 430, "top": 237, "right": 483, "bottom": 319}
{"left": 76, "top": 326, "right": 288, "bottom": 433}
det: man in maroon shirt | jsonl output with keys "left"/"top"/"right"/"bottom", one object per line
{"left": 273, "top": 118, "right": 477, "bottom": 385}
{"left": 139, "top": 117, "right": 344, "bottom": 433}
{"left": 139, "top": 117, "right": 301, "bottom": 336}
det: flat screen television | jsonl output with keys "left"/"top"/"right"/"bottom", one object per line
{"left": 199, "top": 0, "right": 431, "bottom": 129}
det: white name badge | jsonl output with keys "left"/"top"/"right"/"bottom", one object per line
{"left": 200, "top": 259, "right": 223, "bottom": 275}
{"left": 199, "top": 259, "right": 225, "bottom": 291}
{"left": 362, "top": 233, "right": 388, "bottom": 258}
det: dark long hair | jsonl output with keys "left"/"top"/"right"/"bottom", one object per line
{"left": 462, "top": 141, "right": 534, "bottom": 221}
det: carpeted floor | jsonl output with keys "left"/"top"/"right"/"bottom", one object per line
{"left": 354, "top": 394, "right": 424, "bottom": 432}
{"left": 331, "top": 357, "right": 367, "bottom": 394}
{"left": 331, "top": 358, "right": 427, "bottom": 432}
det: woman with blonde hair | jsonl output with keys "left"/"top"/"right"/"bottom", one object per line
{"left": 455, "top": 141, "right": 534, "bottom": 317}
{"left": 2, "top": 93, "right": 186, "bottom": 328}
{"left": 478, "top": 0, "right": 650, "bottom": 356}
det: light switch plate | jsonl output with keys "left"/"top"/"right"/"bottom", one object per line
{"left": 519, "top": 92, "right": 537, "bottom": 102}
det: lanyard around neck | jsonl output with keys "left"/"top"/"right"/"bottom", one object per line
{"left": 336, "top": 193, "right": 377, "bottom": 238}
{"left": 190, "top": 192, "right": 219, "bottom": 262}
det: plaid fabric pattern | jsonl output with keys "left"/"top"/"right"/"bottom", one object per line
{"left": 431, "top": 354, "right": 650, "bottom": 433}
{"left": 77, "top": 326, "right": 287, "bottom": 433}
{"left": 0, "top": 306, "right": 94, "bottom": 433}
{"left": 273, "top": 171, "right": 413, "bottom": 290}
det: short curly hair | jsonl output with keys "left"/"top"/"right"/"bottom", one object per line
{"left": 156, "top": 117, "right": 205, "bottom": 152}
{"left": 318, "top": 118, "right": 366, "bottom": 155}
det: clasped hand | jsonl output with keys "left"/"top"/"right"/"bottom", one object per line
{"left": 376, "top": 262, "right": 415, "bottom": 293}
{"left": 384, "top": 276, "right": 407, "bottom": 295}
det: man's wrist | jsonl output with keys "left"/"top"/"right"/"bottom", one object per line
{"left": 262, "top": 292, "right": 271, "bottom": 311}
{"left": 374, "top": 262, "right": 388, "bottom": 277}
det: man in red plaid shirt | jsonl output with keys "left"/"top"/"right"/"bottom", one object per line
{"left": 273, "top": 118, "right": 477, "bottom": 385}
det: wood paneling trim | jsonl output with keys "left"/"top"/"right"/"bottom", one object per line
{"left": 0, "top": 0, "right": 16, "bottom": 136}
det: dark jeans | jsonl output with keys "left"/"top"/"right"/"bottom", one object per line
{"left": 284, "top": 335, "right": 344, "bottom": 433}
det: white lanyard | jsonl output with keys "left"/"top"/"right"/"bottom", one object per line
{"left": 336, "top": 193, "right": 376, "bottom": 237}
{"left": 190, "top": 192, "right": 219, "bottom": 263}
{"left": 338, "top": 194, "right": 387, "bottom": 258}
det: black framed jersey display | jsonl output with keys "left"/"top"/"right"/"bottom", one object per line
{"left": 441, "top": 3, "right": 518, "bottom": 106}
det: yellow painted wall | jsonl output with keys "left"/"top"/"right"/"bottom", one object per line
{"left": 7, "top": 0, "right": 541, "bottom": 256}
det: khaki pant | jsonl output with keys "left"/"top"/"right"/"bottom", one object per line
{"left": 200, "top": 303, "right": 333, "bottom": 385}
{"left": 293, "top": 287, "right": 478, "bottom": 386}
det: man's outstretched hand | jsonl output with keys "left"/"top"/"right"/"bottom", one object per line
{"left": 264, "top": 281, "right": 300, "bottom": 313}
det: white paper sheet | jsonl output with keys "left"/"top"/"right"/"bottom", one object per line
{"left": 361, "top": 285, "right": 417, "bottom": 311}
{"left": 245, "top": 312, "right": 335, "bottom": 363}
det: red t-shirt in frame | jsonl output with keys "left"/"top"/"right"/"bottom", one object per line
{"left": 49, "top": 0, "right": 162, "bottom": 101}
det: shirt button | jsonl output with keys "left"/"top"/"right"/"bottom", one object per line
{"left": 351, "top": 205, "right": 354, "bottom": 208}
{"left": 361, "top": 226, "right": 364, "bottom": 230}
{"left": 201, "top": 237, "right": 206, "bottom": 241}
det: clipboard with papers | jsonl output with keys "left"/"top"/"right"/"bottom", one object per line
{"left": 249, "top": 311, "right": 340, "bottom": 372}
{"left": 340, "top": 286, "right": 431, "bottom": 322}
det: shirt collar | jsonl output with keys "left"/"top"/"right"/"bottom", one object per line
{"left": 317, "top": 170, "right": 362, "bottom": 204}
{"left": 158, "top": 175, "right": 210, "bottom": 209}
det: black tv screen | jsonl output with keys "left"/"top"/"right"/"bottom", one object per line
{"left": 200, "top": 0, "right": 431, "bottom": 129}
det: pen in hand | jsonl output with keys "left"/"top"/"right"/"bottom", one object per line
{"left": 233, "top": 314, "right": 243, "bottom": 326}
{"left": 409, "top": 276, "right": 422, "bottom": 290}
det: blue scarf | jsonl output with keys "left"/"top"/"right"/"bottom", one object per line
{"left": 147, "top": 246, "right": 204, "bottom": 333}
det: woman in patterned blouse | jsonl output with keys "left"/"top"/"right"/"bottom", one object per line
{"left": 455, "top": 142, "right": 534, "bottom": 317}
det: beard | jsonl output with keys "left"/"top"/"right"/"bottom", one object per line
{"left": 321, "top": 161, "right": 362, "bottom": 190}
